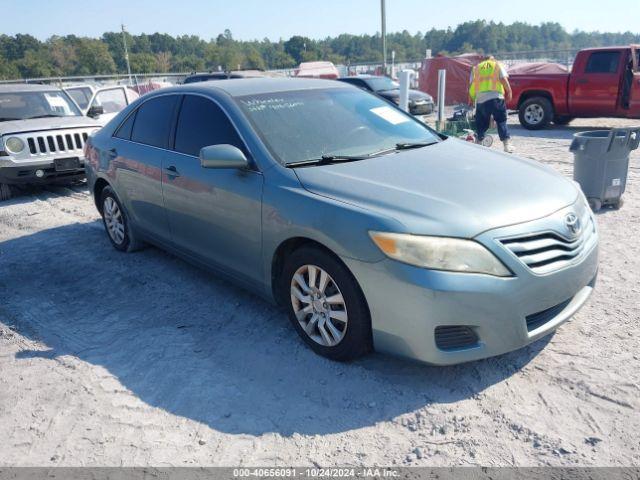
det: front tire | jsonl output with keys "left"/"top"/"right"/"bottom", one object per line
{"left": 519, "top": 96, "right": 553, "bottom": 130}
{"left": 282, "top": 246, "right": 372, "bottom": 361}
{"left": 100, "top": 186, "right": 143, "bottom": 252}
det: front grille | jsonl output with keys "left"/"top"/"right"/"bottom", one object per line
{"left": 23, "top": 129, "right": 91, "bottom": 156}
{"left": 435, "top": 326, "right": 479, "bottom": 351}
{"left": 500, "top": 217, "right": 596, "bottom": 274}
{"left": 526, "top": 297, "right": 573, "bottom": 332}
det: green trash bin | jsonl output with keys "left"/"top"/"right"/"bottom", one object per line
{"left": 569, "top": 127, "right": 640, "bottom": 211}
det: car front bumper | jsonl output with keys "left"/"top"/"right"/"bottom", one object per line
{"left": 0, "top": 160, "right": 85, "bottom": 185}
{"left": 342, "top": 205, "right": 599, "bottom": 365}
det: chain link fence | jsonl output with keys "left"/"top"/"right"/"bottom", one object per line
{"left": 0, "top": 49, "right": 580, "bottom": 88}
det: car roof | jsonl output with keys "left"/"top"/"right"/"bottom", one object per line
{"left": 160, "top": 77, "right": 349, "bottom": 98}
{"left": 0, "top": 83, "right": 63, "bottom": 93}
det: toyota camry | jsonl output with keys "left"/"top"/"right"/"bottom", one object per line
{"left": 85, "top": 78, "right": 598, "bottom": 364}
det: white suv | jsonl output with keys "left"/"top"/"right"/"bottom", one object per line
{"left": 0, "top": 84, "right": 101, "bottom": 200}
{"left": 64, "top": 84, "right": 139, "bottom": 125}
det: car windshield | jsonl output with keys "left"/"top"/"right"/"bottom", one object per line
{"left": 0, "top": 90, "right": 82, "bottom": 121}
{"left": 237, "top": 88, "right": 440, "bottom": 165}
{"left": 366, "top": 76, "right": 399, "bottom": 91}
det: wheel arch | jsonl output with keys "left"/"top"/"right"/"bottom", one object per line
{"left": 93, "top": 177, "right": 111, "bottom": 213}
{"left": 270, "top": 236, "right": 367, "bottom": 310}
{"left": 517, "top": 90, "right": 555, "bottom": 109}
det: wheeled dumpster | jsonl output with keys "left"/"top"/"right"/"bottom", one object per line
{"left": 570, "top": 127, "right": 640, "bottom": 211}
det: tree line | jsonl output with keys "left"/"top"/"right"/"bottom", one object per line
{"left": 1, "top": 20, "right": 639, "bottom": 80}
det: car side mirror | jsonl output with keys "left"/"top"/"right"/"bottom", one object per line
{"left": 200, "top": 144, "right": 249, "bottom": 169}
{"left": 87, "top": 105, "right": 104, "bottom": 118}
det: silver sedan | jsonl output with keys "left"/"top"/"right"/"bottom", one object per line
{"left": 85, "top": 78, "right": 598, "bottom": 364}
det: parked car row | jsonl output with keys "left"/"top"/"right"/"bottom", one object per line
{"left": 182, "top": 70, "right": 436, "bottom": 115}
{"left": 80, "top": 77, "right": 598, "bottom": 365}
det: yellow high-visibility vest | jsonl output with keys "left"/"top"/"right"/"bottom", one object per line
{"left": 469, "top": 59, "right": 505, "bottom": 102}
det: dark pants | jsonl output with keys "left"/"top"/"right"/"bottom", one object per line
{"left": 476, "top": 98, "right": 510, "bottom": 142}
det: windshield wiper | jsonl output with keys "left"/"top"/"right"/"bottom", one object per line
{"left": 0, "top": 118, "right": 20, "bottom": 122}
{"left": 287, "top": 154, "right": 369, "bottom": 168}
{"left": 395, "top": 141, "right": 439, "bottom": 150}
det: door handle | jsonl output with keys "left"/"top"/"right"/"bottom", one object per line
{"left": 576, "top": 78, "right": 588, "bottom": 84}
{"left": 164, "top": 165, "right": 180, "bottom": 177}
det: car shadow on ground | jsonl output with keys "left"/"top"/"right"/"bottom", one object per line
{"left": 2, "top": 220, "right": 552, "bottom": 437}
{"left": 1, "top": 182, "right": 88, "bottom": 206}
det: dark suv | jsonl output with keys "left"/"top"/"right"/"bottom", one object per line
{"left": 338, "top": 75, "right": 434, "bottom": 115}
{"left": 182, "top": 71, "right": 265, "bottom": 84}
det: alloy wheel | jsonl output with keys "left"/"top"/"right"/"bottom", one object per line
{"left": 290, "top": 264, "right": 348, "bottom": 347}
{"left": 103, "top": 196, "right": 125, "bottom": 245}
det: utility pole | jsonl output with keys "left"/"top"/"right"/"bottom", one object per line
{"left": 381, "top": 0, "right": 387, "bottom": 75}
{"left": 121, "top": 24, "right": 133, "bottom": 86}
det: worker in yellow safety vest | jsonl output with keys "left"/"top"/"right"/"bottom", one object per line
{"left": 469, "top": 55, "right": 514, "bottom": 153}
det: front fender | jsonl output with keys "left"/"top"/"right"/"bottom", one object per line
{"left": 261, "top": 169, "right": 404, "bottom": 298}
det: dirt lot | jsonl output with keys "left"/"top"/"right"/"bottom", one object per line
{"left": 1, "top": 117, "right": 639, "bottom": 467}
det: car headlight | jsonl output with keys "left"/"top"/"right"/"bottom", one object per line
{"left": 4, "top": 137, "right": 25, "bottom": 154}
{"left": 369, "top": 231, "right": 512, "bottom": 277}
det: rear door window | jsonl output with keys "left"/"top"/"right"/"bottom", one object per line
{"left": 174, "top": 95, "right": 245, "bottom": 156}
{"left": 114, "top": 111, "right": 136, "bottom": 140}
{"left": 130, "top": 95, "right": 179, "bottom": 148}
{"left": 585, "top": 51, "right": 620, "bottom": 73}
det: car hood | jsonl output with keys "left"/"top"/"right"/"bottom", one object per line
{"left": 379, "top": 88, "right": 432, "bottom": 102}
{"left": 294, "top": 139, "right": 578, "bottom": 238}
{"left": 0, "top": 116, "right": 100, "bottom": 135}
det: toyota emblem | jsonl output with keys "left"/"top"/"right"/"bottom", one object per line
{"left": 564, "top": 212, "right": 581, "bottom": 236}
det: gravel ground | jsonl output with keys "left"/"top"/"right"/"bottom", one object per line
{"left": 0, "top": 116, "right": 639, "bottom": 467}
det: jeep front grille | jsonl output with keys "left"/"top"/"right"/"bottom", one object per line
{"left": 26, "top": 131, "right": 89, "bottom": 155}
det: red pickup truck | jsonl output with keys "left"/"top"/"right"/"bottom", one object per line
{"left": 507, "top": 45, "right": 640, "bottom": 129}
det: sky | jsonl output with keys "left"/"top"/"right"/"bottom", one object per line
{"left": 4, "top": 0, "right": 639, "bottom": 41}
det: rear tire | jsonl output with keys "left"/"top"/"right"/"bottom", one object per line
{"left": 0, "top": 183, "right": 12, "bottom": 201}
{"left": 100, "top": 186, "right": 144, "bottom": 252}
{"left": 519, "top": 97, "right": 553, "bottom": 130}
{"left": 282, "top": 246, "right": 372, "bottom": 361}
